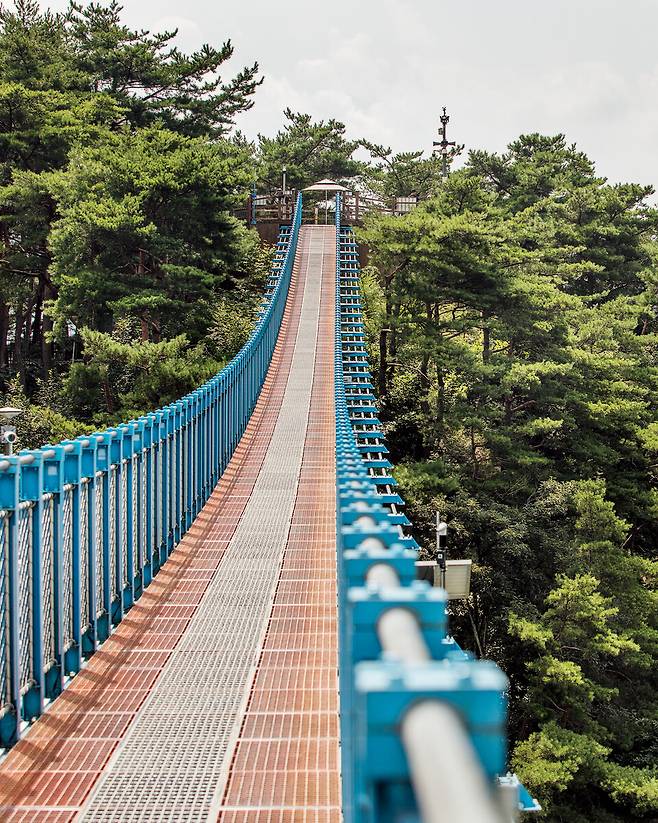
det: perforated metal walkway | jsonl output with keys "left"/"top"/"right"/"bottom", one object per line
{"left": 0, "top": 227, "right": 340, "bottom": 822}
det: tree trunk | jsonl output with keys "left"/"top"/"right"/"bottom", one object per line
{"left": 32, "top": 286, "right": 43, "bottom": 349}
{"left": 470, "top": 423, "right": 478, "bottom": 480}
{"left": 15, "top": 288, "right": 38, "bottom": 389}
{"left": 102, "top": 375, "right": 115, "bottom": 414}
{"left": 138, "top": 249, "right": 150, "bottom": 341}
{"left": 482, "top": 312, "right": 490, "bottom": 363}
{"left": 435, "top": 361, "right": 445, "bottom": 440}
{"left": 0, "top": 300, "right": 9, "bottom": 372}
{"left": 419, "top": 303, "right": 433, "bottom": 415}
{"left": 13, "top": 307, "right": 25, "bottom": 376}
{"left": 41, "top": 282, "right": 54, "bottom": 377}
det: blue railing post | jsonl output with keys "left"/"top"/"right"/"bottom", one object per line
{"left": 132, "top": 420, "right": 145, "bottom": 600}
{"left": 0, "top": 456, "right": 20, "bottom": 748}
{"left": 119, "top": 425, "right": 135, "bottom": 612}
{"left": 20, "top": 451, "right": 44, "bottom": 722}
{"left": 211, "top": 378, "right": 220, "bottom": 487}
{"left": 195, "top": 389, "right": 204, "bottom": 514}
{"left": 79, "top": 435, "right": 98, "bottom": 657}
{"left": 42, "top": 444, "right": 65, "bottom": 701}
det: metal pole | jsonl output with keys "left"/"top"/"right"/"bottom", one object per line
{"left": 251, "top": 182, "right": 257, "bottom": 225}
{"left": 436, "top": 511, "right": 447, "bottom": 589}
{"left": 433, "top": 107, "right": 456, "bottom": 182}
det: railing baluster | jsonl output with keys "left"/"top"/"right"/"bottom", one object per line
{"left": 0, "top": 459, "right": 19, "bottom": 748}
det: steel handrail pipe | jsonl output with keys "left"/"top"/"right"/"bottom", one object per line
{"left": 0, "top": 435, "right": 110, "bottom": 470}
{"left": 402, "top": 700, "right": 504, "bottom": 823}
{"left": 368, "top": 565, "right": 504, "bottom": 822}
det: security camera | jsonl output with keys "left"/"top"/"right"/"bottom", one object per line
{"left": 1, "top": 425, "right": 18, "bottom": 455}
{"left": 0, "top": 409, "right": 21, "bottom": 454}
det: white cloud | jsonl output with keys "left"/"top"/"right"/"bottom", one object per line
{"left": 28, "top": 0, "right": 658, "bottom": 189}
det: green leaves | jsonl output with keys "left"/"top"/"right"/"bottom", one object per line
{"left": 46, "top": 126, "right": 253, "bottom": 339}
{"left": 512, "top": 722, "right": 610, "bottom": 817}
{"left": 256, "top": 109, "right": 361, "bottom": 190}
{"left": 361, "top": 132, "right": 658, "bottom": 820}
{"left": 0, "top": 0, "right": 263, "bottom": 399}
{"left": 61, "top": 327, "right": 218, "bottom": 424}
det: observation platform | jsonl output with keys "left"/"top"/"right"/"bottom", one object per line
{"left": 0, "top": 227, "right": 340, "bottom": 822}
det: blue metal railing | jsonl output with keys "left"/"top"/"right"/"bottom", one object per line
{"left": 0, "top": 193, "right": 303, "bottom": 750}
{"left": 334, "top": 194, "right": 513, "bottom": 822}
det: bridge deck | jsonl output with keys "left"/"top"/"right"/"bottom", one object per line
{"left": 0, "top": 226, "right": 339, "bottom": 822}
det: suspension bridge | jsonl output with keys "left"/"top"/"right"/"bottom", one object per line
{"left": 0, "top": 194, "right": 538, "bottom": 821}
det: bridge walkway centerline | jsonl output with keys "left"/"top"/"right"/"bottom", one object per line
{"left": 0, "top": 225, "right": 339, "bottom": 822}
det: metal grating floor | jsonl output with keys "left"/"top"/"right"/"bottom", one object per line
{"left": 214, "top": 228, "right": 339, "bottom": 822}
{"left": 0, "top": 227, "right": 339, "bottom": 822}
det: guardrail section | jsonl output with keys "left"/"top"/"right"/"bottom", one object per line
{"left": 0, "top": 194, "right": 303, "bottom": 751}
{"left": 334, "top": 193, "right": 513, "bottom": 823}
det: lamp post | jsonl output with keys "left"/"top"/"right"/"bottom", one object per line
{"left": 436, "top": 511, "right": 448, "bottom": 588}
{"left": 418, "top": 511, "right": 472, "bottom": 600}
{"left": 282, "top": 165, "right": 287, "bottom": 194}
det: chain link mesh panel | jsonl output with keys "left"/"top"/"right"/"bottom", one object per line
{"left": 41, "top": 497, "right": 55, "bottom": 668}
{"left": 155, "top": 444, "right": 162, "bottom": 550}
{"left": 109, "top": 467, "right": 117, "bottom": 600}
{"left": 80, "top": 481, "right": 90, "bottom": 631}
{"left": 95, "top": 476, "right": 104, "bottom": 617}
{"left": 131, "top": 455, "right": 138, "bottom": 575}
{"left": 62, "top": 488, "right": 73, "bottom": 649}
{"left": 180, "top": 432, "right": 186, "bottom": 528}
{"left": 121, "top": 462, "right": 128, "bottom": 587}
{"left": 17, "top": 504, "right": 34, "bottom": 689}
{"left": 167, "top": 436, "right": 173, "bottom": 536}
{"left": 140, "top": 451, "right": 147, "bottom": 569}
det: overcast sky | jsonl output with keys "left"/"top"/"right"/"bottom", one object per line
{"left": 40, "top": 0, "right": 658, "bottom": 189}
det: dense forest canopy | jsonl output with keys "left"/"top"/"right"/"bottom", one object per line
{"left": 359, "top": 138, "right": 658, "bottom": 821}
{"left": 0, "top": 2, "right": 657, "bottom": 820}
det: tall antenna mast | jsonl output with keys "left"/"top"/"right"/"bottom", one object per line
{"left": 433, "top": 106, "right": 457, "bottom": 180}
